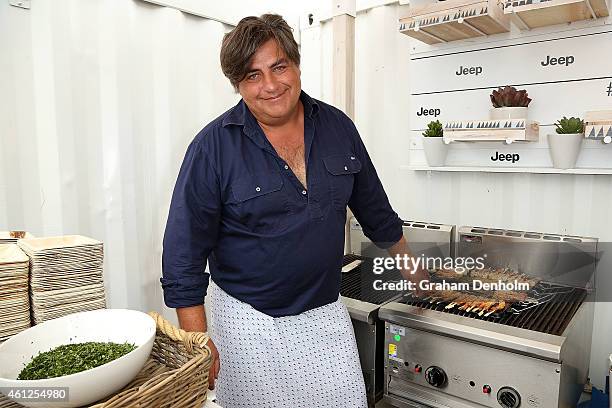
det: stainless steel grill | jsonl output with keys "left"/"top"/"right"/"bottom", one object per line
{"left": 341, "top": 219, "right": 455, "bottom": 407}
{"left": 380, "top": 226, "right": 598, "bottom": 408}
{"left": 341, "top": 254, "right": 403, "bottom": 305}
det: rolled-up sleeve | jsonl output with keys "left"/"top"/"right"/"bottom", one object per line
{"left": 161, "top": 140, "right": 221, "bottom": 308}
{"left": 344, "top": 118, "right": 403, "bottom": 249}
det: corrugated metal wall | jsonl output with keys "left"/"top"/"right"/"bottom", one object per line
{"left": 0, "top": 0, "right": 241, "bottom": 317}
{"left": 300, "top": 3, "right": 612, "bottom": 389}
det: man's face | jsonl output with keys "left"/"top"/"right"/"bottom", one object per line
{"left": 238, "top": 39, "right": 301, "bottom": 125}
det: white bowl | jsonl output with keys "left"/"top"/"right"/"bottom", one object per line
{"left": 0, "top": 309, "right": 156, "bottom": 407}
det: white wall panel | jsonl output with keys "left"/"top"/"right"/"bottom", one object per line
{"left": 300, "top": 2, "right": 612, "bottom": 389}
{"left": 300, "top": 24, "right": 324, "bottom": 100}
{"left": 409, "top": 30, "right": 612, "bottom": 94}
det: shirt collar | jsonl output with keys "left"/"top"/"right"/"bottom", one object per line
{"left": 221, "top": 90, "right": 319, "bottom": 128}
{"left": 300, "top": 90, "right": 320, "bottom": 119}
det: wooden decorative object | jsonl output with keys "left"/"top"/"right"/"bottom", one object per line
{"left": 503, "top": 0, "right": 610, "bottom": 30}
{"left": 585, "top": 110, "right": 612, "bottom": 144}
{"left": 443, "top": 119, "right": 540, "bottom": 143}
{"left": 399, "top": 0, "right": 510, "bottom": 45}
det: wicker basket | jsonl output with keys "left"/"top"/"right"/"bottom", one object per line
{"left": 0, "top": 311, "right": 213, "bottom": 408}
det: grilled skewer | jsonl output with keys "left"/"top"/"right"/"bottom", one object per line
{"left": 415, "top": 290, "right": 515, "bottom": 315}
{"left": 491, "top": 290, "right": 528, "bottom": 303}
{"left": 431, "top": 266, "right": 540, "bottom": 288}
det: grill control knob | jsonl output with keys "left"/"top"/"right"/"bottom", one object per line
{"left": 497, "top": 387, "right": 521, "bottom": 408}
{"left": 425, "top": 366, "right": 447, "bottom": 388}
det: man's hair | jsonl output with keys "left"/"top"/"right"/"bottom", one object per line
{"left": 220, "top": 14, "right": 300, "bottom": 91}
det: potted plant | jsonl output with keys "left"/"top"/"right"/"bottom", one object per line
{"left": 490, "top": 86, "right": 532, "bottom": 120}
{"left": 548, "top": 116, "right": 584, "bottom": 169}
{"left": 422, "top": 120, "right": 448, "bottom": 166}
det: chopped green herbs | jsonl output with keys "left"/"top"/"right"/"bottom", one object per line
{"left": 18, "top": 342, "right": 136, "bottom": 380}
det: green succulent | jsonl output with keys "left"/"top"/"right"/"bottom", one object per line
{"left": 554, "top": 116, "right": 584, "bottom": 134}
{"left": 423, "top": 120, "right": 443, "bottom": 137}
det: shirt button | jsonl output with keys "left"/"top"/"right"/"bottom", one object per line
{"left": 284, "top": 165, "right": 289, "bottom": 170}
{"left": 302, "top": 190, "right": 307, "bottom": 195}
{"left": 350, "top": 156, "right": 356, "bottom": 160}
{"left": 255, "top": 186, "right": 261, "bottom": 192}
{"left": 344, "top": 166, "right": 348, "bottom": 171}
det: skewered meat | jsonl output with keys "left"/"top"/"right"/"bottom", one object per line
{"left": 471, "top": 267, "right": 540, "bottom": 287}
{"left": 417, "top": 290, "right": 515, "bottom": 315}
{"left": 484, "top": 301, "right": 506, "bottom": 316}
{"left": 431, "top": 266, "right": 540, "bottom": 288}
{"left": 445, "top": 293, "right": 475, "bottom": 309}
{"left": 475, "top": 300, "right": 496, "bottom": 314}
{"left": 491, "top": 290, "right": 528, "bottom": 303}
{"left": 433, "top": 267, "right": 468, "bottom": 280}
{"left": 424, "top": 290, "right": 462, "bottom": 304}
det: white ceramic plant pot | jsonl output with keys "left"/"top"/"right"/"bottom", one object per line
{"left": 490, "top": 107, "right": 528, "bottom": 120}
{"left": 422, "top": 137, "right": 448, "bottom": 166}
{"left": 547, "top": 133, "right": 584, "bottom": 169}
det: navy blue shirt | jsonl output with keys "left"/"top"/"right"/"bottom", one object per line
{"left": 161, "top": 91, "right": 402, "bottom": 317}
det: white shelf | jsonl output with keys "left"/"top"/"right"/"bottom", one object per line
{"left": 401, "top": 165, "right": 612, "bottom": 175}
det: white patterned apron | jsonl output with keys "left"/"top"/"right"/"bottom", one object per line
{"left": 208, "top": 280, "right": 368, "bottom": 408}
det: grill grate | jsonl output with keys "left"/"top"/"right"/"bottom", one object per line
{"left": 340, "top": 255, "right": 587, "bottom": 335}
{"left": 340, "top": 254, "right": 402, "bottom": 305}
{"left": 399, "top": 285, "right": 586, "bottom": 336}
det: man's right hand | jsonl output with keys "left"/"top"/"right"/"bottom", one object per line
{"left": 207, "top": 338, "right": 220, "bottom": 390}
{"left": 175, "top": 305, "right": 220, "bottom": 389}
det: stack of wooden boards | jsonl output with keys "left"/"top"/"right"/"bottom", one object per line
{"left": 0, "top": 233, "right": 107, "bottom": 341}
{"left": 17, "top": 236, "right": 106, "bottom": 325}
{"left": 0, "top": 245, "right": 30, "bottom": 342}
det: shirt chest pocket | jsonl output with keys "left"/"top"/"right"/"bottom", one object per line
{"left": 323, "top": 154, "right": 362, "bottom": 211}
{"left": 229, "top": 172, "right": 292, "bottom": 233}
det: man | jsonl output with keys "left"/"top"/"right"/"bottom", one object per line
{"left": 161, "top": 14, "right": 428, "bottom": 408}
